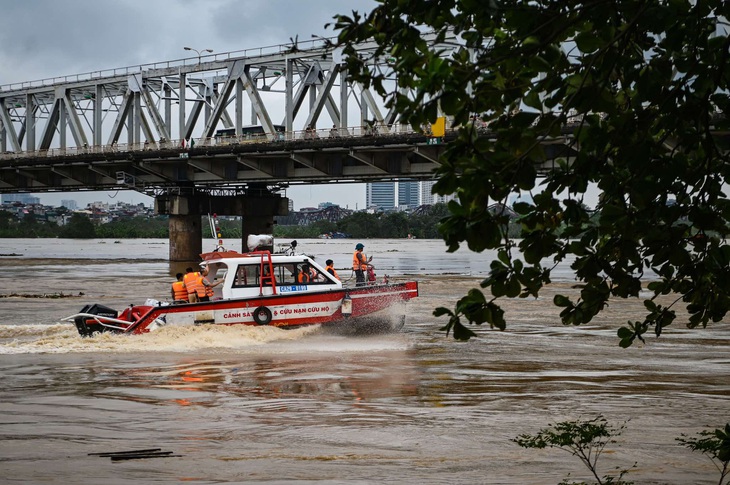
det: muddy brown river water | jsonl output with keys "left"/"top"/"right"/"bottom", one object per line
{"left": 0, "top": 238, "right": 728, "bottom": 484}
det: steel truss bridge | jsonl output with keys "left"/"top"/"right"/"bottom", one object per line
{"left": 0, "top": 35, "right": 480, "bottom": 196}
{"left": 0, "top": 34, "right": 577, "bottom": 197}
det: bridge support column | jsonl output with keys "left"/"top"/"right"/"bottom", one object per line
{"left": 242, "top": 214, "right": 275, "bottom": 252}
{"left": 156, "top": 190, "right": 288, "bottom": 271}
{"left": 169, "top": 213, "right": 203, "bottom": 266}
{"left": 239, "top": 189, "right": 288, "bottom": 251}
{"left": 155, "top": 195, "right": 203, "bottom": 275}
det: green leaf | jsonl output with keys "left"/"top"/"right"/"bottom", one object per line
{"left": 433, "top": 307, "right": 454, "bottom": 317}
{"left": 574, "top": 31, "right": 603, "bottom": 53}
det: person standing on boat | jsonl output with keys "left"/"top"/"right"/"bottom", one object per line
{"left": 352, "top": 243, "right": 370, "bottom": 286}
{"left": 183, "top": 267, "right": 201, "bottom": 303}
{"left": 325, "top": 259, "right": 340, "bottom": 281}
{"left": 171, "top": 273, "right": 188, "bottom": 303}
{"left": 196, "top": 266, "right": 223, "bottom": 302}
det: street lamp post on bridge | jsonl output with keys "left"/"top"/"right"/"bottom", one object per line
{"left": 183, "top": 46, "right": 213, "bottom": 64}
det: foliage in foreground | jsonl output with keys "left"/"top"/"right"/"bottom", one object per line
{"left": 677, "top": 423, "right": 730, "bottom": 485}
{"left": 513, "top": 416, "right": 634, "bottom": 485}
{"left": 332, "top": 1, "right": 730, "bottom": 344}
{"left": 515, "top": 418, "right": 730, "bottom": 484}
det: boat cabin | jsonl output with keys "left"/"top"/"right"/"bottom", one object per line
{"left": 203, "top": 252, "right": 342, "bottom": 300}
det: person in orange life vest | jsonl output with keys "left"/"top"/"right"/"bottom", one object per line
{"left": 298, "top": 264, "right": 312, "bottom": 283}
{"left": 325, "top": 259, "right": 340, "bottom": 280}
{"left": 171, "top": 273, "right": 188, "bottom": 303}
{"left": 196, "top": 266, "right": 222, "bottom": 302}
{"left": 183, "top": 267, "right": 202, "bottom": 303}
{"left": 352, "top": 243, "right": 370, "bottom": 286}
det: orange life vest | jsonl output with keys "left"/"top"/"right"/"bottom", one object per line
{"left": 325, "top": 264, "right": 340, "bottom": 280}
{"left": 352, "top": 250, "right": 367, "bottom": 271}
{"left": 172, "top": 281, "right": 188, "bottom": 301}
{"left": 204, "top": 278, "right": 214, "bottom": 298}
{"left": 183, "top": 271, "right": 201, "bottom": 296}
{"left": 298, "top": 271, "right": 310, "bottom": 283}
{"left": 196, "top": 276, "right": 214, "bottom": 298}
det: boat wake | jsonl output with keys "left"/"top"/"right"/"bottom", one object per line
{"left": 0, "top": 323, "right": 322, "bottom": 355}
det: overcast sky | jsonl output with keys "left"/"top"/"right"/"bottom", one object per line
{"left": 0, "top": 0, "right": 377, "bottom": 210}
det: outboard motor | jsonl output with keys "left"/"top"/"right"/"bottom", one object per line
{"left": 74, "top": 304, "right": 119, "bottom": 337}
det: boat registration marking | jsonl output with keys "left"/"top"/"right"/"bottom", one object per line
{"left": 278, "top": 285, "right": 307, "bottom": 292}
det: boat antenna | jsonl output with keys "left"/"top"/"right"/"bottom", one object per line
{"left": 208, "top": 213, "right": 224, "bottom": 252}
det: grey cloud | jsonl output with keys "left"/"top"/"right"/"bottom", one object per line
{"left": 0, "top": 0, "right": 376, "bottom": 85}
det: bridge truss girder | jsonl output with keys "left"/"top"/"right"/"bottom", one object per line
{"left": 0, "top": 35, "right": 465, "bottom": 194}
{"left": 0, "top": 133, "right": 449, "bottom": 194}
{"left": 0, "top": 38, "right": 410, "bottom": 155}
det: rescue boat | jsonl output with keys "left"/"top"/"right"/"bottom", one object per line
{"left": 63, "top": 241, "right": 418, "bottom": 337}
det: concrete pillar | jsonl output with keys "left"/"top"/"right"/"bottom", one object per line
{"left": 156, "top": 191, "right": 288, "bottom": 269}
{"left": 239, "top": 189, "right": 288, "bottom": 252}
{"left": 156, "top": 195, "right": 202, "bottom": 274}
{"left": 169, "top": 213, "right": 203, "bottom": 269}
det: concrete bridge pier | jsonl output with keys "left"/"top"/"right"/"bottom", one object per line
{"left": 239, "top": 193, "right": 288, "bottom": 251}
{"left": 156, "top": 191, "right": 288, "bottom": 274}
{"left": 168, "top": 214, "right": 203, "bottom": 269}
{"left": 156, "top": 196, "right": 204, "bottom": 275}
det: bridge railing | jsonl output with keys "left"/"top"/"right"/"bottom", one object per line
{"left": 0, "top": 122, "right": 453, "bottom": 161}
{"left": 0, "top": 38, "right": 332, "bottom": 93}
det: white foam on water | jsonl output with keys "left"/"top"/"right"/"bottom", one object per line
{"left": 0, "top": 323, "right": 322, "bottom": 355}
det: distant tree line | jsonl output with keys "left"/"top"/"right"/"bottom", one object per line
{"left": 1, "top": 203, "right": 499, "bottom": 239}
{"left": 274, "top": 203, "right": 461, "bottom": 239}
{"left": 0, "top": 204, "right": 522, "bottom": 239}
{"left": 0, "top": 211, "right": 169, "bottom": 239}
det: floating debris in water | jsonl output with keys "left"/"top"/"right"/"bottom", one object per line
{"left": 89, "top": 448, "right": 181, "bottom": 461}
{"left": 0, "top": 292, "right": 84, "bottom": 299}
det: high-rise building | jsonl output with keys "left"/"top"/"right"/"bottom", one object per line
{"left": 1, "top": 194, "right": 40, "bottom": 205}
{"left": 398, "top": 180, "right": 420, "bottom": 209}
{"left": 434, "top": 192, "right": 457, "bottom": 204}
{"left": 366, "top": 180, "right": 455, "bottom": 210}
{"left": 420, "top": 180, "right": 437, "bottom": 206}
{"left": 420, "top": 180, "right": 456, "bottom": 205}
{"left": 60, "top": 199, "right": 78, "bottom": 210}
{"left": 366, "top": 182, "right": 395, "bottom": 210}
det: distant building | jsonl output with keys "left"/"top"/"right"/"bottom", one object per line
{"left": 88, "top": 201, "right": 109, "bottom": 211}
{"left": 433, "top": 193, "right": 457, "bottom": 204}
{"left": 420, "top": 180, "right": 437, "bottom": 206}
{"left": 367, "top": 180, "right": 454, "bottom": 210}
{"left": 366, "top": 182, "right": 396, "bottom": 211}
{"left": 420, "top": 180, "right": 455, "bottom": 205}
{"left": 1, "top": 193, "right": 40, "bottom": 205}
{"left": 318, "top": 201, "right": 337, "bottom": 209}
{"left": 398, "top": 180, "right": 420, "bottom": 210}
{"left": 60, "top": 199, "right": 78, "bottom": 210}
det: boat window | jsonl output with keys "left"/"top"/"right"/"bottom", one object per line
{"left": 230, "top": 262, "right": 334, "bottom": 289}
{"left": 276, "top": 263, "right": 298, "bottom": 285}
{"left": 232, "top": 264, "right": 258, "bottom": 288}
{"left": 293, "top": 263, "right": 329, "bottom": 285}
